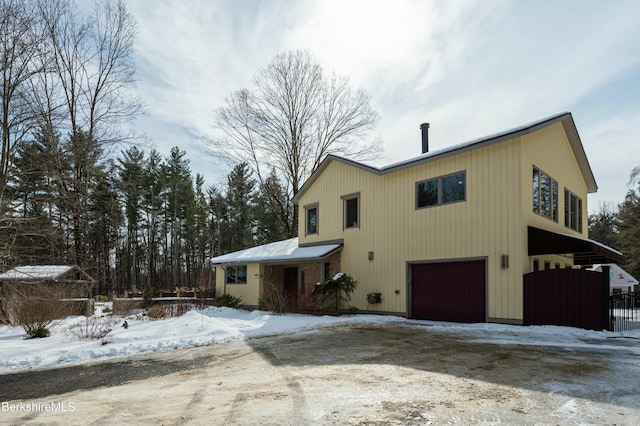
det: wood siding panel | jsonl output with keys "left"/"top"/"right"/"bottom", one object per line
{"left": 300, "top": 123, "right": 590, "bottom": 321}
{"left": 215, "top": 263, "right": 261, "bottom": 306}
{"left": 298, "top": 137, "right": 524, "bottom": 320}
{"left": 520, "top": 122, "right": 591, "bottom": 276}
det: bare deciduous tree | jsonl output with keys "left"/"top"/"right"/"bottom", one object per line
{"left": 0, "top": 0, "right": 43, "bottom": 209}
{"left": 213, "top": 50, "right": 380, "bottom": 237}
{"left": 35, "top": 0, "right": 142, "bottom": 266}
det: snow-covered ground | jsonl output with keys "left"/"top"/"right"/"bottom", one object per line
{"left": 1, "top": 303, "right": 639, "bottom": 375}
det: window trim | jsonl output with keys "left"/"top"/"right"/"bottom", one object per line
{"left": 304, "top": 203, "right": 319, "bottom": 236}
{"left": 226, "top": 265, "right": 247, "bottom": 285}
{"left": 342, "top": 192, "right": 360, "bottom": 229}
{"left": 415, "top": 170, "right": 466, "bottom": 209}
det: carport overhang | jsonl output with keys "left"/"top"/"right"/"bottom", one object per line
{"left": 528, "top": 226, "right": 625, "bottom": 265}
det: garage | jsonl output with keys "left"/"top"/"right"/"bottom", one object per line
{"left": 410, "top": 259, "right": 486, "bottom": 323}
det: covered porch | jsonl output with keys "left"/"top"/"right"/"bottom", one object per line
{"left": 210, "top": 238, "right": 343, "bottom": 309}
{"left": 527, "top": 226, "right": 624, "bottom": 266}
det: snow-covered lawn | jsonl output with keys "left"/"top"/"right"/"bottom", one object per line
{"left": 1, "top": 303, "right": 640, "bottom": 374}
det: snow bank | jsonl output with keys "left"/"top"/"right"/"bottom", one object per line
{"left": 1, "top": 306, "right": 638, "bottom": 374}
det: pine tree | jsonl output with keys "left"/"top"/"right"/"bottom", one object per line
{"left": 225, "top": 163, "right": 256, "bottom": 252}
{"left": 254, "top": 168, "right": 288, "bottom": 244}
{"left": 588, "top": 202, "right": 619, "bottom": 249}
{"left": 617, "top": 174, "right": 640, "bottom": 278}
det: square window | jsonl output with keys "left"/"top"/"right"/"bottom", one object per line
{"left": 226, "top": 265, "right": 247, "bottom": 284}
{"left": 441, "top": 172, "right": 465, "bottom": 204}
{"left": 416, "top": 179, "right": 438, "bottom": 208}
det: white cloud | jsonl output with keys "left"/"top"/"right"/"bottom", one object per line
{"left": 125, "top": 0, "right": 640, "bottom": 209}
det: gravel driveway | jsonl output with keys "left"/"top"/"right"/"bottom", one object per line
{"left": 1, "top": 322, "right": 638, "bottom": 425}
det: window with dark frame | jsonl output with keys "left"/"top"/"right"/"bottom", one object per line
{"left": 532, "top": 166, "right": 558, "bottom": 221}
{"left": 564, "top": 188, "right": 583, "bottom": 232}
{"left": 343, "top": 194, "right": 359, "bottom": 229}
{"left": 416, "top": 171, "right": 466, "bottom": 209}
{"left": 306, "top": 205, "right": 318, "bottom": 235}
{"left": 226, "top": 265, "right": 247, "bottom": 284}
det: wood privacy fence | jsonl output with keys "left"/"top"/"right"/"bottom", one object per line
{"left": 523, "top": 267, "right": 610, "bottom": 331}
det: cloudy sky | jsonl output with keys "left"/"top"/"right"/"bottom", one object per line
{"left": 125, "top": 0, "right": 640, "bottom": 211}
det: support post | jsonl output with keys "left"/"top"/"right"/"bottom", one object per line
{"left": 601, "top": 265, "right": 611, "bottom": 331}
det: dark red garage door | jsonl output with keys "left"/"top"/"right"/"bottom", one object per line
{"left": 410, "top": 260, "right": 486, "bottom": 323}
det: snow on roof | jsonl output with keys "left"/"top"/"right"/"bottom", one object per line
{"left": 379, "top": 112, "right": 572, "bottom": 172}
{"left": 210, "top": 238, "right": 342, "bottom": 265}
{"left": 0, "top": 265, "right": 76, "bottom": 281}
{"left": 590, "top": 264, "right": 639, "bottom": 287}
{"left": 294, "top": 112, "right": 583, "bottom": 203}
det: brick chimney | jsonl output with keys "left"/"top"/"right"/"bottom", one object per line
{"left": 420, "top": 123, "right": 430, "bottom": 154}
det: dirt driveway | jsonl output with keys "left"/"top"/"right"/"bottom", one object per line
{"left": 1, "top": 322, "right": 638, "bottom": 425}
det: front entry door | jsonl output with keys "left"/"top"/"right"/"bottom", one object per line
{"left": 284, "top": 267, "right": 298, "bottom": 306}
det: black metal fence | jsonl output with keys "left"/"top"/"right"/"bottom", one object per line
{"left": 609, "top": 292, "right": 640, "bottom": 332}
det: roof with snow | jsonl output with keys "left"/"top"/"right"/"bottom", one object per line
{"left": 0, "top": 265, "right": 94, "bottom": 282}
{"left": 590, "top": 264, "right": 639, "bottom": 287}
{"left": 293, "top": 112, "right": 597, "bottom": 203}
{"left": 210, "top": 238, "right": 342, "bottom": 265}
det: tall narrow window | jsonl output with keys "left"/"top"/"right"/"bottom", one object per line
{"left": 343, "top": 194, "right": 359, "bottom": 229}
{"left": 552, "top": 180, "right": 559, "bottom": 222}
{"left": 564, "top": 188, "right": 583, "bottom": 232}
{"left": 305, "top": 205, "right": 318, "bottom": 235}
{"left": 532, "top": 166, "right": 558, "bottom": 222}
{"left": 533, "top": 168, "right": 540, "bottom": 214}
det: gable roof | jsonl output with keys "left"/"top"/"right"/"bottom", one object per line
{"left": 0, "top": 265, "right": 94, "bottom": 283}
{"left": 590, "top": 264, "right": 639, "bottom": 288}
{"left": 210, "top": 238, "right": 343, "bottom": 265}
{"left": 293, "top": 112, "right": 597, "bottom": 204}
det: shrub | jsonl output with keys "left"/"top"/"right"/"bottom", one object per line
{"left": 15, "top": 299, "right": 73, "bottom": 338}
{"left": 27, "top": 326, "right": 51, "bottom": 339}
{"left": 72, "top": 316, "right": 114, "bottom": 340}
{"left": 214, "top": 294, "right": 243, "bottom": 308}
{"left": 313, "top": 273, "right": 358, "bottom": 315}
{"left": 146, "top": 302, "right": 192, "bottom": 319}
{"left": 112, "top": 299, "right": 145, "bottom": 316}
{"left": 259, "top": 282, "right": 290, "bottom": 315}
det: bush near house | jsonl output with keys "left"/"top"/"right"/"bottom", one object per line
{"left": 259, "top": 282, "right": 291, "bottom": 314}
{"left": 313, "top": 273, "right": 358, "bottom": 314}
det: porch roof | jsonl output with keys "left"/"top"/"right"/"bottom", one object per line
{"left": 210, "top": 238, "right": 342, "bottom": 266}
{"left": 527, "top": 226, "right": 625, "bottom": 265}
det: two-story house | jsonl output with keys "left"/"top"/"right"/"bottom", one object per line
{"left": 210, "top": 112, "right": 623, "bottom": 325}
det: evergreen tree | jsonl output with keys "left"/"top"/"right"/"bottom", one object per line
{"left": 617, "top": 170, "right": 640, "bottom": 278}
{"left": 163, "top": 147, "right": 194, "bottom": 288}
{"left": 117, "top": 146, "right": 146, "bottom": 292}
{"left": 254, "top": 168, "right": 288, "bottom": 244}
{"left": 588, "top": 202, "right": 619, "bottom": 249}
{"left": 225, "top": 162, "right": 255, "bottom": 252}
